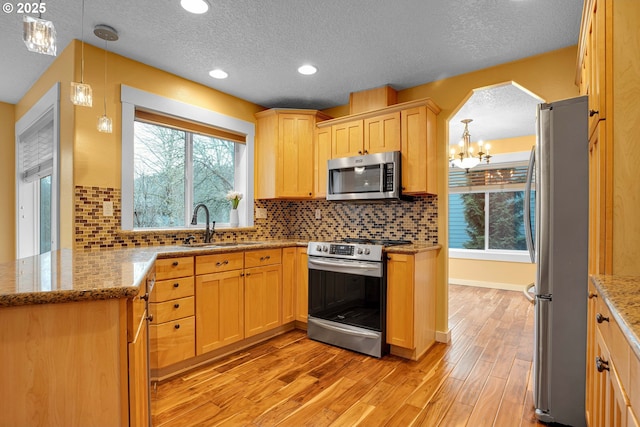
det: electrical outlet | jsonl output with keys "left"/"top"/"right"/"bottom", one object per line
{"left": 103, "top": 201, "right": 114, "bottom": 217}
{"left": 315, "top": 209, "right": 321, "bottom": 219}
{"left": 255, "top": 207, "right": 267, "bottom": 219}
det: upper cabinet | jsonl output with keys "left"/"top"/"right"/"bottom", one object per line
{"left": 255, "top": 109, "right": 331, "bottom": 199}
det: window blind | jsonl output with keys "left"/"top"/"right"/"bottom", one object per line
{"left": 135, "top": 109, "right": 246, "bottom": 144}
{"left": 20, "top": 116, "right": 54, "bottom": 183}
{"left": 448, "top": 162, "right": 530, "bottom": 193}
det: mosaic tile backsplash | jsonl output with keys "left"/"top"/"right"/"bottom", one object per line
{"left": 74, "top": 185, "right": 438, "bottom": 249}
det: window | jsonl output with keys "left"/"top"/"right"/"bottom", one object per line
{"left": 449, "top": 162, "right": 535, "bottom": 262}
{"left": 121, "top": 86, "right": 255, "bottom": 231}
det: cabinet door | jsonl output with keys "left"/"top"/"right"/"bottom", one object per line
{"left": 401, "top": 106, "right": 437, "bottom": 195}
{"left": 128, "top": 313, "right": 150, "bottom": 427}
{"left": 586, "top": 0, "right": 607, "bottom": 137}
{"left": 282, "top": 247, "right": 296, "bottom": 324}
{"left": 315, "top": 127, "right": 331, "bottom": 198}
{"left": 589, "top": 123, "right": 612, "bottom": 274}
{"left": 245, "top": 264, "right": 282, "bottom": 337}
{"left": 586, "top": 283, "right": 599, "bottom": 427}
{"left": 279, "top": 114, "right": 315, "bottom": 198}
{"left": 295, "top": 248, "right": 309, "bottom": 323}
{"left": 150, "top": 316, "right": 195, "bottom": 368}
{"left": 195, "top": 270, "right": 244, "bottom": 355}
{"left": 386, "top": 253, "right": 415, "bottom": 348}
{"left": 364, "top": 112, "right": 400, "bottom": 154}
{"left": 331, "top": 120, "right": 364, "bottom": 158}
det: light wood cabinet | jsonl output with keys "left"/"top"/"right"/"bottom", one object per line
{"left": 386, "top": 250, "right": 437, "bottom": 360}
{"left": 331, "top": 119, "right": 364, "bottom": 158}
{"left": 244, "top": 258, "right": 282, "bottom": 337}
{"left": 282, "top": 247, "right": 296, "bottom": 324}
{"left": 364, "top": 112, "right": 401, "bottom": 154}
{"left": 314, "top": 127, "right": 332, "bottom": 198}
{"left": 577, "top": 0, "right": 640, "bottom": 275}
{"left": 255, "top": 109, "right": 331, "bottom": 199}
{"left": 195, "top": 269, "right": 244, "bottom": 355}
{"left": 150, "top": 256, "right": 195, "bottom": 370}
{"left": 295, "top": 247, "right": 309, "bottom": 324}
{"left": 401, "top": 105, "right": 437, "bottom": 195}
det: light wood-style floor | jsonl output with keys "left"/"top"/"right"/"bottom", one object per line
{"left": 152, "top": 285, "right": 547, "bottom": 426}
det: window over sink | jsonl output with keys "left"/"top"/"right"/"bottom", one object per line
{"left": 120, "top": 86, "right": 255, "bottom": 231}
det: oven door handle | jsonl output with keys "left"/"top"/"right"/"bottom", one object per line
{"left": 310, "top": 318, "right": 380, "bottom": 338}
{"left": 308, "top": 258, "right": 379, "bottom": 270}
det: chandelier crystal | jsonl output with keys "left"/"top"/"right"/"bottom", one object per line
{"left": 449, "top": 119, "right": 491, "bottom": 171}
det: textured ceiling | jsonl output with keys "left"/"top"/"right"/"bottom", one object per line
{"left": 1, "top": 0, "right": 582, "bottom": 108}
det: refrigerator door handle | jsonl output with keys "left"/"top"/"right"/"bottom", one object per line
{"left": 524, "top": 145, "right": 536, "bottom": 263}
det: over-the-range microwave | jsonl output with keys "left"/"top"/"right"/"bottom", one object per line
{"left": 327, "top": 151, "right": 401, "bottom": 201}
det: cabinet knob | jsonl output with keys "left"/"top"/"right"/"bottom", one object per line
{"left": 172, "top": 261, "right": 179, "bottom": 267}
{"left": 589, "top": 109, "right": 599, "bottom": 117}
{"left": 358, "top": 151, "right": 362, "bottom": 155}
{"left": 174, "top": 303, "right": 180, "bottom": 309}
{"left": 588, "top": 292, "right": 598, "bottom": 299}
{"left": 596, "top": 313, "right": 609, "bottom": 324}
{"left": 246, "top": 273, "right": 251, "bottom": 277}
{"left": 596, "top": 356, "right": 609, "bottom": 372}
{"left": 146, "top": 314, "right": 154, "bottom": 322}
{"left": 364, "top": 150, "right": 368, "bottom": 154}
{"left": 141, "top": 293, "right": 149, "bottom": 301}
{"left": 174, "top": 324, "right": 181, "bottom": 330}
{"left": 173, "top": 282, "right": 180, "bottom": 288}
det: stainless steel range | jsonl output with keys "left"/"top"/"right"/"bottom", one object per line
{"left": 306, "top": 238, "right": 411, "bottom": 358}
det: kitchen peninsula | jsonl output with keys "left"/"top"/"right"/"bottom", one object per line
{"left": 0, "top": 240, "right": 439, "bottom": 427}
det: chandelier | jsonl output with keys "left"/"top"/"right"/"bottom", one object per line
{"left": 449, "top": 119, "right": 491, "bottom": 171}
{"left": 22, "top": 1, "right": 56, "bottom": 56}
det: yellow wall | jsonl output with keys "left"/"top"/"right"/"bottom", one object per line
{"left": 0, "top": 102, "right": 16, "bottom": 262}
{"left": 470, "top": 134, "right": 535, "bottom": 155}
{"left": 449, "top": 259, "right": 536, "bottom": 291}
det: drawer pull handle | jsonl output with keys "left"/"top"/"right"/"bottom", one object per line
{"left": 260, "top": 255, "right": 271, "bottom": 261}
{"left": 172, "top": 261, "right": 179, "bottom": 267}
{"left": 588, "top": 292, "right": 598, "bottom": 299}
{"left": 174, "top": 324, "right": 180, "bottom": 330}
{"left": 596, "top": 313, "right": 609, "bottom": 323}
{"left": 216, "top": 260, "right": 230, "bottom": 267}
{"left": 173, "top": 283, "right": 180, "bottom": 288}
{"left": 174, "top": 303, "right": 180, "bottom": 309}
{"left": 146, "top": 314, "right": 154, "bottom": 322}
{"left": 589, "top": 109, "right": 599, "bottom": 117}
{"left": 596, "top": 356, "right": 609, "bottom": 372}
{"left": 141, "top": 293, "right": 149, "bottom": 301}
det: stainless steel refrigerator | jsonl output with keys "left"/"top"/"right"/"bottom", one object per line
{"left": 524, "top": 95, "right": 588, "bottom": 426}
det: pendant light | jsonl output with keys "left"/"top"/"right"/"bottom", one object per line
{"left": 449, "top": 119, "right": 492, "bottom": 171}
{"left": 23, "top": 1, "right": 56, "bottom": 56}
{"left": 70, "top": 0, "right": 92, "bottom": 107}
{"left": 94, "top": 25, "right": 118, "bottom": 133}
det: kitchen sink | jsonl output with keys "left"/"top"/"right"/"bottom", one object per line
{"left": 181, "top": 241, "right": 263, "bottom": 248}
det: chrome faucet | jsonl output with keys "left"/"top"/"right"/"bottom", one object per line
{"left": 191, "top": 203, "right": 216, "bottom": 243}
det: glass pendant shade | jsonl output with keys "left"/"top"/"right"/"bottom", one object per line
{"left": 97, "top": 115, "right": 112, "bottom": 133}
{"left": 70, "top": 82, "right": 93, "bottom": 107}
{"left": 451, "top": 157, "right": 480, "bottom": 170}
{"left": 23, "top": 15, "right": 56, "bottom": 56}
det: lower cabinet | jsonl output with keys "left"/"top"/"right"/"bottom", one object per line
{"left": 295, "top": 247, "right": 309, "bottom": 324}
{"left": 128, "top": 313, "right": 150, "bottom": 427}
{"left": 386, "top": 250, "right": 436, "bottom": 360}
{"left": 244, "top": 249, "right": 282, "bottom": 337}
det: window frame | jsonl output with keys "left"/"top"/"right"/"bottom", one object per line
{"left": 121, "top": 85, "right": 255, "bottom": 231}
{"left": 448, "top": 152, "right": 533, "bottom": 263}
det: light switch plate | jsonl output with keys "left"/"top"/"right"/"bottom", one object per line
{"left": 256, "top": 207, "right": 267, "bottom": 219}
{"left": 103, "top": 201, "right": 114, "bottom": 217}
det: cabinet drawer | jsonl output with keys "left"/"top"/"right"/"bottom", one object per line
{"left": 156, "top": 257, "right": 194, "bottom": 280}
{"left": 150, "top": 296, "right": 194, "bottom": 324}
{"left": 151, "top": 277, "right": 194, "bottom": 302}
{"left": 245, "top": 249, "right": 282, "bottom": 268}
{"left": 150, "top": 316, "right": 195, "bottom": 369}
{"left": 196, "top": 252, "right": 244, "bottom": 275}
{"left": 596, "top": 296, "right": 631, "bottom": 392}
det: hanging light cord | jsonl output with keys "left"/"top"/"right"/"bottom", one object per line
{"left": 80, "top": 0, "right": 85, "bottom": 83}
{"left": 103, "top": 40, "right": 108, "bottom": 114}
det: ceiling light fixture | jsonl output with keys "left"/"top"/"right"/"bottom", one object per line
{"left": 209, "top": 69, "right": 228, "bottom": 79}
{"left": 94, "top": 25, "right": 118, "bottom": 134}
{"left": 181, "top": 0, "right": 209, "bottom": 14}
{"left": 70, "top": 0, "right": 92, "bottom": 107}
{"left": 23, "top": 0, "right": 56, "bottom": 56}
{"left": 449, "top": 119, "right": 491, "bottom": 171}
{"left": 298, "top": 64, "right": 317, "bottom": 75}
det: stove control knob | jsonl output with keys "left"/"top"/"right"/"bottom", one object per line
{"left": 357, "top": 248, "right": 363, "bottom": 254}
{"left": 322, "top": 245, "right": 328, "bottom": 252}
{"left": 364, "top": 248, "right": 371, "bottom": 255}
{"left": 316, "top": 245, "right": 323, "bottom": 252}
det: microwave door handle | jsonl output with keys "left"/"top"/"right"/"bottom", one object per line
{"left": 380, "top": 164, "right": 385, "bottom": 192}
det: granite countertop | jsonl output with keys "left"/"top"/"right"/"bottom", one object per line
{"left": 591, "top": 274, "right": 640, "bottom": 360}
{"left": 0, "top": 239, "right": 439, "bottom": 308}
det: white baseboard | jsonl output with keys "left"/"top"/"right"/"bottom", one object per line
{"left": 436, "top": 329, "right": 451, "bottom": 344}
{"left": 449, "top": 278, "right": 529, "bottom": 292}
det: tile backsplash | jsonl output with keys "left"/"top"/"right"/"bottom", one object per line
{"left": 74, "top": 185, "right": 437, "bottom": 250}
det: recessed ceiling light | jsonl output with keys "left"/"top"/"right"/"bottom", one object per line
{"left": 181, "top": 0, "right": 209, "bottom": 14}
{"left": 298, "top": 64, "right": 317, "bottom": 75}
{"left": 209, "top": 69, "right": 228, "bottom": 79}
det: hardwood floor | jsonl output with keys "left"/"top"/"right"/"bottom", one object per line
{"left": 151, "top": 285, "right": 547, "bottom": 426}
